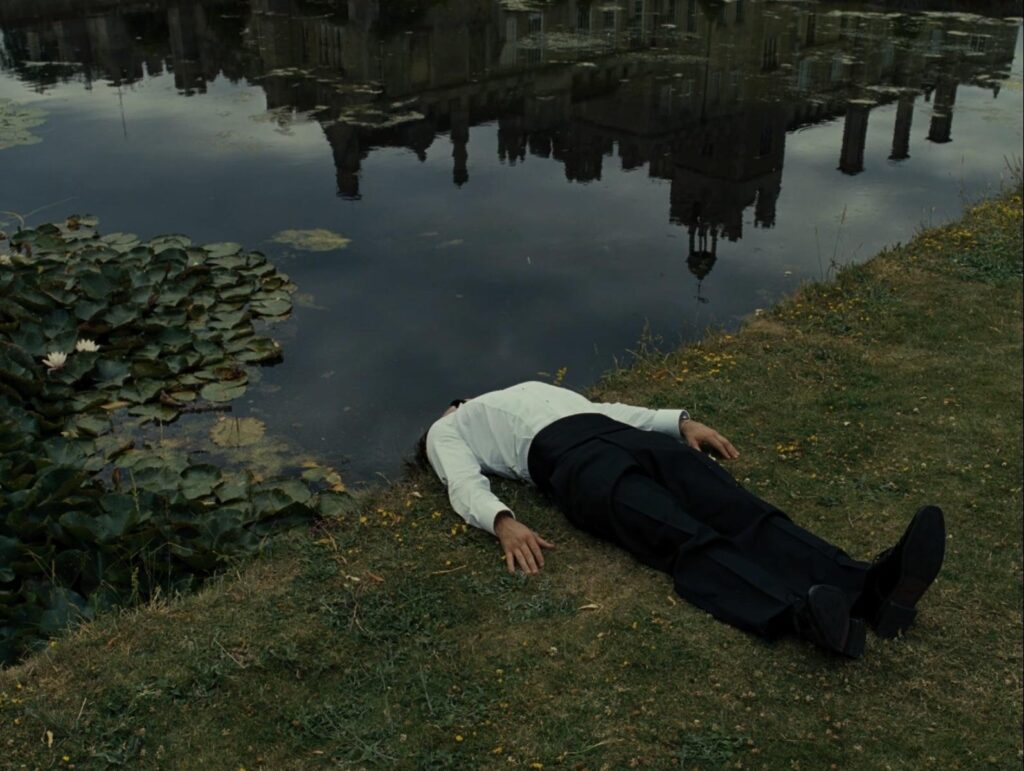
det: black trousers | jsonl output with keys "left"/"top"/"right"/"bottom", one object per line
{"left": 527, "top": 414, "right": 868, "bottom": 639}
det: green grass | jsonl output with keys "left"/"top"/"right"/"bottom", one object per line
{"left": 1, "top": 191, "right": 1022, "bottom": 770}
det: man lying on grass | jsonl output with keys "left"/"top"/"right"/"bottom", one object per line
{"left": 418, "top": 381, "right": 946, "bottom": 658}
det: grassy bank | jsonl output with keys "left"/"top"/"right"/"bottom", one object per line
{"left": 1, "top": 190, "right": 1021, "bottom": 770}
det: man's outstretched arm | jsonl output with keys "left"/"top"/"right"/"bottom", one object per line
{"left": 589, "top": 400, "right": 740, "bottom": 459}
{"left": 426, "top": 420, "right": 555, "bottom": 574}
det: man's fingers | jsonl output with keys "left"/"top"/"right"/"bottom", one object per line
{"left": 723, "top": 437, "right": 740, "bottom": 459}
{"left": 688, "top": 437, "right": 701, "bottom": 451}
{"left": 527, "top": 537, "right": 545, "bottom": 569}
{"left": 524, "top": 544, "right": 540, "bottom": 573}
{"left": 516, "top": 544, "right": 540, "bottom": 573}
{"left": 504, "top": 550, "right": 515, "bottom": 575}
{"left": 536, "top": 534, "right": 556, "bottom": 549}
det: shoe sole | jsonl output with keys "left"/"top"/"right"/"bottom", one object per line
{"left": 810, "top": 585, "right": 866, "bottom": 658}
{"left": 875, "top": 506, "right": 946, "bottom": 638}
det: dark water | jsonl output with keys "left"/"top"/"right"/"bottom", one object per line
{"left": 1, "top": 0, "right": 1021, "bottom": 483}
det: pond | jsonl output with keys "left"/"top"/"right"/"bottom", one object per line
{"left": 2, "top": 0, "right": 1022, "bottom": 484}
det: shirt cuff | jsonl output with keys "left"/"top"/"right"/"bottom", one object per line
{"left": 652, "top": 409, "right": 685, "bottom": 438}
{"left": 477, "top": 502, "right": 515, "bottom": 535}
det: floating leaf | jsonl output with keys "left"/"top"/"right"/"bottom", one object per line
{"left": 181, "top": 465, "right": 221, "bottom": 500}
{"left": 200, "top": 381, "right": 247, "bottom": 402}
{"left": 215, "top": 476, "right": 249, "bottom": 503}
{"left": 271, "top": 228, "right": 351, "bottom": 252}
{"left": 204, "top": 242, "right": 243, "bottom": 258}
{"left": 128, "top": 403, "right": 179, "bottom": 424}
{"left": 250, "top": 298, "right": 291, "bottom": 317}
{"left": 210, "top": 416, "right": 266, "bottom": 448}
{"left": 0, "top": 98, "right": 46, "bottom": 150}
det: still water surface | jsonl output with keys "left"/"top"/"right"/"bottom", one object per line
{"left": 1, "top": 0, "right": 1021, "bottom": 482}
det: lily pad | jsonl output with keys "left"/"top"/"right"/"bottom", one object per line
{"left": 204, "top": 242, "right": 243, "bottom": 258}
{"left": 271, "top": 228, "right": 351, "bottom": 252}
{"left": 181, "top": 464, "right": 222, "bottom": 500}
{"left": 210, "top": 416, "right": 266, "bottom": 448}
{"left": 200, "top": 380, "right": 247, "bottom": 402}
{"left": 0, "top": 99, "right": 47, "bottom": 150}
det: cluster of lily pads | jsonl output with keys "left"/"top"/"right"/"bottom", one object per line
{"left": 0, "top": 217, "right": 352, "bottom": 664}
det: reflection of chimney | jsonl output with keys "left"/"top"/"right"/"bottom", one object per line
{"left": 498, "top": 115, "right": 526, "bottom": 166}
{"left": 326, "top": 124, "right": 362, "bottom": 200}
{"left": 452, "top": 112, "right": 469, "bottom": 187}
{"left": 889, "top": 94, "right": 914, "bottom": 161}
{"left": 754, "top": 184, "right": 778, "bottom": 229}
{"left": 927, "top": 79, "right": 957, "bottom": 144}
{"left": 838, "top": 101, "right": 871, "bottom": 175}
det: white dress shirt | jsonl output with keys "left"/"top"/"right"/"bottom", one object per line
{"left": 425, "top": 381, "right": 684, "bottom": 534}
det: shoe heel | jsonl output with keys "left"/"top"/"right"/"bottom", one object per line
{"left": 875, "top": 600, "right": 917, "bottom": 639}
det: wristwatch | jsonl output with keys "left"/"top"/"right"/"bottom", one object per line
{"left": 678, "top": 409, "right": 691, "bottom": 423}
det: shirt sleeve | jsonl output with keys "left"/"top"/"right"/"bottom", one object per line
{"left": 587, "top": 401, "right": 683, "bottom": 438}
{"left": 425, "top": 419, "right": 513, "bottom": 535}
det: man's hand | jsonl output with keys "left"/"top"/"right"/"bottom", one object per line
{"left": 494, "top": 512, "right": 555, "bottom": 576}
{"left": 680, "top": 419, "right": 740, "bottom": 460}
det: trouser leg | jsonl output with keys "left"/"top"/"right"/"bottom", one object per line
{"left": 604, "top": 470, "right": 805, "bottom": 637}
{"left": 610, "top": 434, "right": 869, "bottom": 604}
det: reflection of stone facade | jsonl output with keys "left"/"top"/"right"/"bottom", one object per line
{"left": 1, "top": 0, "right": 1019, "bottom": 269}
{"left": 0, "top": 0, "right": 246, "bottom": 93}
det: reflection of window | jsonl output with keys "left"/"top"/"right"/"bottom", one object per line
{"left": 735, "top": 0, "right": 744, "bottom": 25}
{"left": 797, "top": 58, "right": 812, "bottom": 91}
{"left": 687, "top": 0, "right": 697, "bottom": 32}
{"left": 634, "top": 0, "right": 643, "bottom": 21}
{"left": 969, "top": 35, "right": 988, "bottom": 53}
{"left": 529, "top": 12, "right": 543, "bottom": 33}
{"left": 577, "top": 5, "right": 590, "bottom": 30}
{"left": 762, "top": 36, "right": 778, "bottom": 71}
{"left": 603, "top": 10, "right": 616, "bottom": 30}
{"left": 831, "top": 55, "right": 843, "bottom": 82}
{"left": 710, "top": 71, "right": 721, "bottom": 103}
{"left": 806, "top": 13, "right": 816, "bottom": 46}
{"left": 658, "top": 84, "right": 673, "bottom": 117}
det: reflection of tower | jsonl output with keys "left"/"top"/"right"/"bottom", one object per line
{"left": 687, "top": 208, "right": 717, "bottom": 305}
{"left": 838, "top": 100, "right": 871, "bottom": 175}
{"left": 324, "top": 123, "right": 363, "bottom": 200}
{"left": 889, "top": 94, "right": 915, "bottom": 161}
{"left": 452, "top": 110, "right": 469, "bottom": 187}
{"left": 167, "top": 4, "right": 207, "bottom": 94}
{"left": 927, "top": 78, "right": 957, "bottom": 144}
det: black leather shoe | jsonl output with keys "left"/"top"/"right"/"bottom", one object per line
{"left": 858, "top": 505, "right": 946, "bottom": 638}
{"left": 793, "top": 585, "right": 866, "bottom": 658}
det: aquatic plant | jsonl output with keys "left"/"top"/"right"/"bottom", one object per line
{"left": 0, "top": 217, "right": 351, "bottom": 664}
{"left": 0, "top": 99, "right": 46, "bottom": 151}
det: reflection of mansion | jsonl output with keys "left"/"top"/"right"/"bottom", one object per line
{"left": 1, "top": 0, "right": 1018, "bottom": 259}
{"left": 244, "top": 0, "right": 1017, "bottom": 259}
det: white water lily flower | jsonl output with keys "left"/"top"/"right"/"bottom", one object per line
{"left": 42, "top": 351, "right": 68, "bottom": 371}
{"left": 0, "top": 253, "right": 12, "bottom": 266}
{"left": 75, "top": 338, "right": 100, "bottom": 353}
